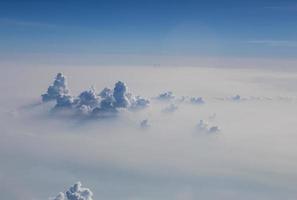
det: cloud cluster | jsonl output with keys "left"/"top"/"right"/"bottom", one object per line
{"left": 42, "top": 73, "right": 150, "bottom": 116}
{"left": 53, "top": 182, "right": 93, "bottom": 200}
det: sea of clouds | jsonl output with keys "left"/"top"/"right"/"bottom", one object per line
{"left": 1, "top": 66, "right": 297, "bottom": 200}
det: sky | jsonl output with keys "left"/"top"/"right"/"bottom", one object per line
{"left": 0, "top": 0, "right": 297, "bottom": 67}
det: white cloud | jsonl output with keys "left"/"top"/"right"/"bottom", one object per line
{"left": 42, "top": 73, "right": 70, "bottom": 102}
{"left": 42, "top": 78, "right": 150, "bottom": 117}
{"left": 53, "top": 182, "right": 93, "bottom": 200}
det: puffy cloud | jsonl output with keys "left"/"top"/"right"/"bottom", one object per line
{"left": 157, "top": 91, "right": 175, "bottom": 101}
{"left": 113, "top": 81, "right": 130, "bottom": 108}
{"left": 53, "top": 182, "right": 93, "bottom": 200}
{"left": 130, "top": 96, "right": 150, "bottom": 110}
{"left": 66, "top": 182, "right": 93, "bottom": 200}
{"left": 41, "top": 76, "right": 150, "bottom": 116}
{"left": 42, "top": 73, "right": 69, "bottom": 102}
{"left": 99, "top": 87, "right": 113, "bottom": 99}
{"left": 196, "top": 120, "right": 220, "bottom": 133}
{"left": 55, "top": 95, "right": 75, "bottom": 108}
{"left": 92, "top": 96, "right": 117, "bottom": 115}
{"left": 77, "top": 88, "right": 100, "bottom": 109}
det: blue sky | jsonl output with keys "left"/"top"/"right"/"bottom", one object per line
{"left": 0, "top": 0, "right": 297, "bottom": 63}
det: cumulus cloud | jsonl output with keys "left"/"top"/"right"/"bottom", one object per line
{"left": 99, "top": 87, "right": 113, "bottom": 99}
{"left": 113, "top": 81, "right": 130, "bottom": 108}
{"left": 55, "top": 95, "right": 75, "bottom": 108}
{"left": 196, "top": 120, "right": 220, "bottom": 133}
{"left": 41, "top": 75, "right": 149, "bottom": 117}
{"left": 42, "top": 73, "right": 70, "bottom": 102}
{"left": 66, "top": 182, "right": 93, "bottom": 200}
{"left": 77, "top": 88, "right": 100, "bottom": 108}
{"left": 53, "top": 182, "right": 93, "bottom": 200}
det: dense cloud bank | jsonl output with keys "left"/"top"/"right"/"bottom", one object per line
{"left": 42, "top": 73, "right": 150, "bottom": 116}
{"left": 53, "top": 182, "right": 93, "bottom": 200}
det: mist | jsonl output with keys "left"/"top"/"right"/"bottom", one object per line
{"left": 1, "top": 66, "right": 297, "bottom": 200}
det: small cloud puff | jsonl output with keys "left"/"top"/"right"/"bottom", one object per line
{"left": 196, "top": 120, "right": 220, "bottom": 134}
{"left": 42, "top": 73, "right": 69, "bottom": 102}
{"left": 53, "top": 182, "right": 93, "bottom": 200}
{"left": 157, "top": 91, "right": 175, "bottom": 101}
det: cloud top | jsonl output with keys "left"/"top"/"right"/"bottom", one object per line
{"left": 42, "top": 73, "right": 69, "bottom": 102}
{"left": 53, "top": 182, "right": 93, "bottom": 200}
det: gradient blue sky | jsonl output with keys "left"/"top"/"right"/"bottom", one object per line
{"left": 0, "top": 0, "right": 297, "bottom": 63}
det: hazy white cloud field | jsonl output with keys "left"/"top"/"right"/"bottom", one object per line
{"left": 1, "top": 66, "right": 297, "bottom": 200}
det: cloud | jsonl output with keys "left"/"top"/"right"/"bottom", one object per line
{"left": 157, "top": 91, "right": 175, "bottom": 101}
{"left": 113, "top": 81, "right": 130, "bottom": 108}
{"left": 55, "top": 95, "right": 75, "bottom": 108}
{"left": 196, "top": 120, "right": 220, "bottom": 133}
{"left": 232, "top": 94, "right": 241, "bottom": 101}
{"left": 42, "top": 74, "right": 149, "bottom": 117}
{"left": 53, "top": 192, "right": 65, "bottom": 200}
{"left": 53, "top": 182, "right": 93, "bottom": 200}
{"left": 189, "top": 97, "right": 205, "bottom": 104}
{"left": 66, "top": 182, "right": 93, "bottom": 200}
{"left": 129, "top": 96, "right": 150, "bottom": 110}
{"left": 76, "top": 88, "right": 101, "bottom": 112}
{"left": 42, "top": 73, "right": 70, "bottom": 102}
